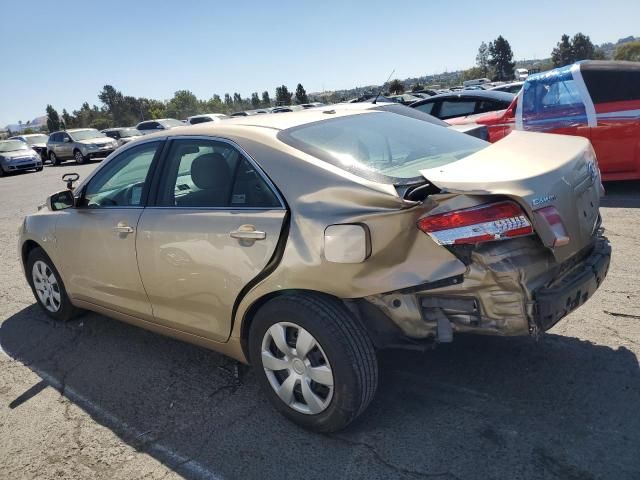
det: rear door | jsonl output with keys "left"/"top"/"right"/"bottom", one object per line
{"left": 136, "top": 136, "right": 287, "bottom": 341}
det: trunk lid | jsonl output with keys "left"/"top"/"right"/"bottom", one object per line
{"left": 420, "top": 131, "right": 603, "bottom": 262}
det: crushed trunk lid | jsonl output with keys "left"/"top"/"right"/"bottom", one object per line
{"left": 419, "top": 131, "right": 603, "bottom": 262}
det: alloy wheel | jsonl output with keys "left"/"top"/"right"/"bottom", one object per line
{"left": 32, "top": 260, "right": 61, "bottom": 312}
{"left": 74, "top": 151, "right": 85, "bottom": 164}
{"left": 261, "top": 322, "right": 334, "bottom": 415}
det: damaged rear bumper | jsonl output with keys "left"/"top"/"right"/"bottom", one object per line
{"left": 361, "top": 234, "right": 611, "bottom": 345}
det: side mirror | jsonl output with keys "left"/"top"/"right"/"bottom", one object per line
{"left": 47, "top": 190, "right": 75, "bottom": 211}
{"left": 63, "top": 137, "right": 71, "bottom": 143}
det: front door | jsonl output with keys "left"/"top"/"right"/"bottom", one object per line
{"left": 58, "top": 132, "right": 74, "bottom": 159}
{"left": 54, "top": 140, "right": 163, "bottom": 318}
{"left": 136, "top": 137, "right": 286, "bottom": 341}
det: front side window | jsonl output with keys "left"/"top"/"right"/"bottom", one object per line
{"left": 156, "top": 139, "right": 281, "bottom": 208}
{"left": 279, "top": 111, "right": 487, "bottom": 183}
{"left": 82, "top": 142, "right": 160, "bottom": 208}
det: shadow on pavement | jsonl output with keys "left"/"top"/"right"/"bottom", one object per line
{"left": 2, "top": 304, "right": 639, "bottom": 479}
{"left": 601, "top": 181, "right": 640, "bottom": 209}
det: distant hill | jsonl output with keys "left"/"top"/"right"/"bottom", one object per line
{"left": 4, "top": 115, "right": 47, "bottom": 133}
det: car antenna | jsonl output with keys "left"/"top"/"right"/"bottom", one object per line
{"left": 372, "top": 69, "right": 395, "bottom": 104}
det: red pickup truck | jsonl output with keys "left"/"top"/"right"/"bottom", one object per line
{"left": 447, "top": 61, "right": 640, "bottom": 181}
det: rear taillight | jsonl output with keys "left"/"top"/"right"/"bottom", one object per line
{"left": 418, "top": 201, "right": 533, "bottom": 245}
{"left": 534, "top": 206, "right": 570, "bottom": 247}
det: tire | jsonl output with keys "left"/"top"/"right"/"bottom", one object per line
{"left": 0, "top": 166, "right": 5, "bottom": 177}
{"left": 26, "top": 247, "right": 81, "bottom": 321}
{"left": 36, "top": 167, "right": 44, "bottom": 172}
{"left": 74, "top": 149, "right": 86, "bottom": 164}
{"left": 249, "top": 293, "right": 378, "bottom": 432}
{"left": 49, "top": 151, "right": 60, "bottom": 166}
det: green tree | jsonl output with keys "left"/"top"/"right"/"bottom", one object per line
{"left": 295, "top": 83, "right": 309, "bottom": 104}
{"left": 488, "top": 35, "right": 516, "bottom": 81}
{"left": 275, "top": 85, "right": 292, "bottom": 105}
{"left": 250, "top": 92, "right": 260, "bottom": 108}
{"left": 61, "top": 109, "right": 75, "bottom": 128}
{"left": 224, "top": 94, "right": 233, "bottom": 108}
{"left": 165, "top": 90, "right": 200, "bottom": 119}
{"left": 461, "top": 66, "right": 485, "bottom": 82}
{"left": 571, "top": 33, "right": 596, "bottom": 62}
{"left": 261, "top": 91, "right": 271, "bottom": 107}
{"left": 476, "top": 41, "right": 490, "bottom": 77}
{"left": 233, "top": 93, "right": 243, "bottom": 105}
{"left": 388, "top": 79, "right": 404, "bottom": 94}
{"left": 411, "top": 83, "right": 424, "bottom": 92}
{"left": 614, "top": 40, "right": 640, "bottom": 61}
{"left": 46, "top": 105, "right": 61, "bottom": 132}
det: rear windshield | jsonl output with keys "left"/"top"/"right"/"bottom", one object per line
{"left": 279, "top": 112, "right": 487, "bottom": 183}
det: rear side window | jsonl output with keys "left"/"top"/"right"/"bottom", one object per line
{"left": 279, "top": 111, "right": 487, "bottom": 183}
{"left": 413, "top": 102, "right": 435, "bottom": 115}
{"left": 439, "top": 100, "right": 476, "bottom": 119}
{"left": 582, "top": 69, "right": 640, "bottom": 104}
{"left": 156, "top": 139, "right": 281, "bottom": 209}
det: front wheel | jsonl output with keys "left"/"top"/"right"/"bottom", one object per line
{"left": 74, "top": 150, "right": 86, "bottom": 164}
{"left": 249, "top": 293, "right": 378, "bottom": 432}
{"left": 49, "top": 151, "right": 60, "bottom": 166}
{"left": 27, "top": 247, "right": 80, "bottom": 321}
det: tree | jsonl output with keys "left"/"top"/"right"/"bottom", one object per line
{"left": 388, "top": 79, "right": 404, "bottom": 94}
{"left": 411, "top": 83, "right": 424, "bottom": 92}
{"left": 551, "top": 34, "right": 574, "bottom": 67}
{"left": 165, "top": 90, "right": 199, "bottom": 119}
{"left": 250, "top": 92, "right": 260, "bottom": 108}
{"left": 275, "top": 85, "right": 292, "bottom": 105}
{"left": 295, "top": 83, "right": 309, "bottom": 104}
{"left": 571, "top": 33, "right": 596, "bottom": 62}
{"left": 46, "top": 105, "right": 61, "bottom": 132}
{"left": 61, "top": 109, "right": 74, "bottom": 128}
{"left": 461, "top": 66, "right": 485, "bottom": 82}
{"left": 614, "top": 40, "right": 640, "bottom": 61}
{"left": 224, "top": 94, "right": 233, "bottom": 108}
{"left": 261, "top": 91, "right": 271, "bottom": 108}
{"left": 476, "top": 41, "right": 490, "bottom": 77}
{"left": 488, "top": 35, "right": 516, "bottom": 81}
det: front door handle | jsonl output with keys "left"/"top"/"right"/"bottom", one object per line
{"left": 230, "top": 225, "right": 266, "bottom": 241}
{"left": 114, "top": 223, "right": 134, "bottom": 234}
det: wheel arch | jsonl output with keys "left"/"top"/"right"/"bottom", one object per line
{"left": 21, "top": 239, "right": 42, "bottom": 270}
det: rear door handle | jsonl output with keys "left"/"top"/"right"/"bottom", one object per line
{"left": 230, "top": 225, "right": 266, "bottom": 241}
{"left": 114, "top": 223, "right": 134, "bottom": 234}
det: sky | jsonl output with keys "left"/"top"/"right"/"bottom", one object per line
{"left": 1, "top": 0, "right": 639, "bottom": 127}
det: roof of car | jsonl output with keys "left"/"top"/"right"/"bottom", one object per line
{"left": 410, "top": 90, "right": 515, "bottom": 105}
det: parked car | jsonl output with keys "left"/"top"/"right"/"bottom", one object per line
{"left": 0, "top": 139, "right": 43, "bottom": 175}
{"left": 102, "top": 127, "right": 143, "bottom": 146}
{"left": 448, "top": 61, "right": 640, "bottom": 180}
{"left": 47, "top": 129, "right": 118, "bottom": 165}
{"left": 21, "top": 109, "right": 609, "bottom": 432}
{"left": 186, "top": 113, "right": 228, "bottom": 125}
{"left": 9, "top": 134, "right": 49, "bottom": 161}
{"left": 490, "top": 81, "right": 524, "bottom": 94}
{"left": 409, "top": 90, "right": 515, "bottom": 120}
{"left": 136, "top": 118, "right": 184, "bottom": 135}
{"left": 515, "top": 68, "right": 529, "bottom": 80}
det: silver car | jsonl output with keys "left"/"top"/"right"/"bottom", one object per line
{"left": 47, "top": 129, "right": 119, "bottom": 165}
{"left": 0, "top": 139, "right": 43, "bottom": 175}
{"left": 135, "top": 118, "right": 184, "bottom": 135}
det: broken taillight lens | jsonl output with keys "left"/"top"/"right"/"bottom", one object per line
{"left": 534, "top": 206, "right": 570, "bottom": 247}
{"left": 417, "top": 201, "right": 533, "bottom": 245}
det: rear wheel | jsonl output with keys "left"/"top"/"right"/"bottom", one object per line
{"left": 249, "top": 293, "right": 378, "bottom": 432}
{"left": 74, "top": 150, "right": 86, "bottom": 164}
{"left": 27, "top": 247, "right": 80, "bottom": 321}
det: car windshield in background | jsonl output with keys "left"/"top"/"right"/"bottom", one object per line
{"left": 0, "top": 140, "right": 29, "bottom": 152}
{"left": 159, "top": 119, "right": 184, "bottom": 128}
{"left": 280, "top": 112, "right": 487, "bottom": 183}
{"left": 120, "top": 128, "right": 142, "bottom": 138}
{"left": 24, "top": 135, "right": 49, "bottom": 144}
{"left": 69, "top": 129, "right": 106, "bottom": 141}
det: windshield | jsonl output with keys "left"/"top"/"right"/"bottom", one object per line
{"left": 0, "top": 140, "right": 29, "bottom": 152}
{"left": 159, "top": 119, "right": 184, "bottom": 128}
{"left": 69, "top": 129, "right": 106, "bottom": 141}
{"left": 279, "top": 112, "right": 487, "bottom": 183}
{"left": 24, "top": 135, "right": 49, "bottom": 144}
{"left": 119, "top": 128, "right": 142, "bottom": 138}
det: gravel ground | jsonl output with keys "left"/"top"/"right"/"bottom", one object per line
{"left": 1, "top": 162, "right": 639, "bottom": 480}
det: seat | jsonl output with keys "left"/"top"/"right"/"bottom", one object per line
{"left": 177, "top": 153, "right": 233, "bottom": 207}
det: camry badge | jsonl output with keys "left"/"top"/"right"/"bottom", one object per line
{"left": 532, "top": 194, "right": 557, "bottom": 207}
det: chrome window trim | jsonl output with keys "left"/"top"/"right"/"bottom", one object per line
{"left": 157, "top": 134, "right": 287, "bottom": 210}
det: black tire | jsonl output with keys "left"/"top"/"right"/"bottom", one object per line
{"left": 0, "top": 166, "right": 5, "bottom": 177}
{"left": 26, "top": 247, "right": 81, "bottom": 321}
{"left": 249, "top": 293, "right": 378, "bottom": 432}
{"left": 74, "top": 149, "right": 86, "bottom": 164}
{"left": 49, "top": 151, "right": 61, "bottom": 166}
{"left": 35, "top": 167, "right": 44, "bottom": 172}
